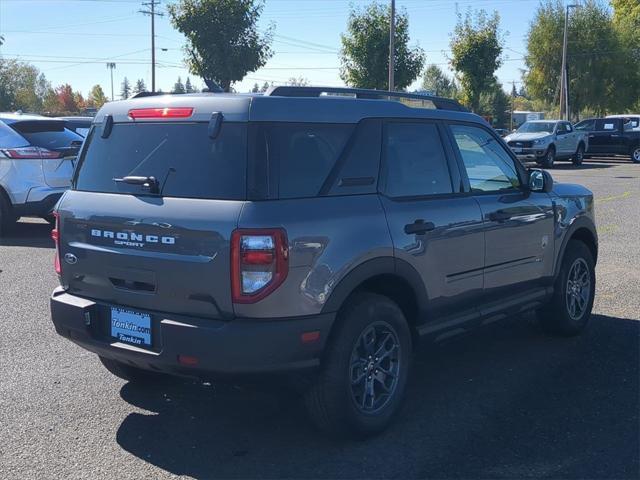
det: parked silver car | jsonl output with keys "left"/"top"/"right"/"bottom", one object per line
{"left": 504, "top": 120, "right": 587, "bottom": 168}
{"left": 0, "top": 113, "right": 83, "bottom": 234}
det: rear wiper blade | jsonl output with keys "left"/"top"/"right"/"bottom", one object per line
{"left": 113, "top": 175, "right": 159, "bottom": 194}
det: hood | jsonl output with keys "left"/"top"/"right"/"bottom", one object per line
{"left": 506, "top": 132, "right": 553, "bottom": 142}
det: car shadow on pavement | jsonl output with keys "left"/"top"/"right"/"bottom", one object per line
{"left": 116, "top": 313, "right": 639, "bottom": 479}
{"left": 0, "top": 219, "right": 53, "bottom": 249}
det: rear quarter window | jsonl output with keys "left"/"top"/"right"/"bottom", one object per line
{"left": 250, "top": 123, "right": 353, "bottom": 199}
{"left": 74, "top": 122, "right": 247, "bottom": 200}
{"left": 0, "top": 121, "right": 28, "bottom": 148}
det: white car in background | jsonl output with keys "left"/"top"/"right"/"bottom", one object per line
{"left": 0, "top": 113, "right": 83, "bottom": 235}
{"left": 504, "top": 120, "right": 588, "bottom": 168}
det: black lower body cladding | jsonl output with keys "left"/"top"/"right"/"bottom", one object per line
{"left": 50, "top": 287, "right": 335, "bottom": 377}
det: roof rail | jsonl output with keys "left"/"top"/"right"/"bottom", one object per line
{"left": 264, "top": 86, "right": 468, "bottom": 112}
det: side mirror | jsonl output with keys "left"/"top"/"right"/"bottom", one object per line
{"left": 529, "top": 169, "right": 553, "bottom": 193}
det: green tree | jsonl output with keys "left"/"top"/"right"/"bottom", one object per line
{"left": 0, "top": 59, "right": 49, "bottom": 112}
{"left": 132, "top": 78, "right": 147, "bottom": 95}
{"left": 87, "top": 84, "right": 108, "bottom": 108}
{"left": 524, "top": 0, "right": 630, "bottom": 117}
{"left": 286, "top": 76, "right": 309, "bottom": 87}
{"left": 168, "top": 0, "right": 274, "bottom": 92}
{"left": 185, "top": 77, "right": 195, "bottom": 93}
{"left": 120, "top": 77, "right": 131, "bottom": 100}
{"left": 259, "top": 81, "right": 271, "bottom": 93}
{"left": 340, "top": 2, "right": 425, "bottom": 90}
{"left": 479, "top": 79, "right": 510, "bottom": 128}
{"left": 611, "top": 0, "right": 640, "bottom": 110}
{"left": 251, "top": 82, "right": 260, "bottom": 93}
{"left": 449, "top": 9, "right": 504, "bottom": 113}
{"left": 172, "top": 76, "right": 186, "bottom": 94}
{"left": 421, "top": 64, "right": 456, "bottom": 97}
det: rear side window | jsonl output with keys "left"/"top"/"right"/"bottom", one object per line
{"left": 75, "top": 122, "right": 247, "bottom": 200}
{"left": 595, "top": 119, "right": 619, "bottom": 131}
{"left": 250, "top": 123, "right": 353, "bottom": 199}
{"left": 0, "top": 121, "right": 28, "bottom": 148}
{"left": 10, "top": 120, "right": 83, "bottom": 150}
{"left": 382, "top": 122, "right": 453, "bottom": 197}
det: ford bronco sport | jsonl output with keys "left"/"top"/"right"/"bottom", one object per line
{"left": 50, "top": 87, "right": 598, "bottom": 436}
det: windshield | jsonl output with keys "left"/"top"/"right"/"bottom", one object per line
{"left": 74, "top": 122, "right": 247, "bottom": 200}
{"left": 10, "top": 120, "right": 83, "bottom": 153}
{"left": 517, "top": 122, "right": 556, "bottom": 134}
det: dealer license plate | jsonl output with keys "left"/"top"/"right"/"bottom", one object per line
{"left": 110, "top": 307, "right": 152, "bottom": 347}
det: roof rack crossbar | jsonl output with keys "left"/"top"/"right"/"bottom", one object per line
{"left": 264, "top": 86, "right": 468, "bottom": 112}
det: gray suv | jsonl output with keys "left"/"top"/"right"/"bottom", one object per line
{"left": 50, "top": 87, "right": 598, "bottom": 436}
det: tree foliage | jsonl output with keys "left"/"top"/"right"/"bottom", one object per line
{"left": 185, "top": 77, "right": 195, "bottom": 93}
{"left": 421, "top": 64, "right": 457, "bottom": 97}
{"left": 449, "top": 9, "right": 504, "bottom": 113}
{"left": 340, "top": 2, "right": 425, "bottom": 90}
{"left": 87, "top": 85, "right": 108, "bottom": 108}
{"left": 120, "top": 77, "right": 131, "bottom": 100}
{"left": 524, "top": 0, "right": 636, "bottom": 117}
{"left": 172, "top": 76, "right": 186, "bottom": 94}
{"left": 133, "top": 79, "right": 147, "bottom": 95}
{"left": 169, "top": 0, "right": 274, "bottom": 92}
{"left": 286, "top": 76, "right": 309, "bottom": 87}
{"left": 0, "top": 59, "right": 50, "bottom": 112}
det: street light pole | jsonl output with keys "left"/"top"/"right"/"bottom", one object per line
{"left": 388, "top": 0, "right": 395, "bottom": 91}
{"left": 559, "top": 4, "right": 577, "bottom": 120}
{"left": 106, "top": 62, "right": 116, "bottom": 101}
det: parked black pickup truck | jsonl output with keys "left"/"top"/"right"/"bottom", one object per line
{"left": 574, "top": 117, "right": 640, "bottom": 163}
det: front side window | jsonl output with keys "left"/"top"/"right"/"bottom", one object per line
{"left": 574, "top": 120, "right": 595, "bottom": 131}
{"left": 382, "top": 122, "right": 453, "bottom": 197}
{"left": 450, "top": 124, "right": 521, "bottom": 193}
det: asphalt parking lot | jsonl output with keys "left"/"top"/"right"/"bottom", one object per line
{"left": 1, "top": 157, "right": 638, "bottom": 480}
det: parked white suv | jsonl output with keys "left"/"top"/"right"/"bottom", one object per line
{"left": 0, "top": 113, "right": 83, "bottom": 235}
{"left": 505, "top": 120, "right": 588, "bottom": 168}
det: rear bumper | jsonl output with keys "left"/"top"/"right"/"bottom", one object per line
{"left": 14, "top": 191, "right": 64, "bottom": 216}
{"left": 50, "top": 287, "right": 335, "bottom": 378}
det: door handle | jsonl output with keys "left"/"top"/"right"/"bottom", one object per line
{"left": 588, "top": 134, "right": 595, "bottom": 138}
{"left": 488, "top": 211, "right": 512, "bottom": 222}
{"left": 404, "top": 219, "right": 435, "bottom": 235}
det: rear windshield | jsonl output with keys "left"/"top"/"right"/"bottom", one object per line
{"left": 10, "top": 120, "right": 83, "bottom": 150}
{"left": 74, "top": 122, "right": 247, "bottom": 200}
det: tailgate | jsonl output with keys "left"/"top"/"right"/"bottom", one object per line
{"left": 57, "top": 191, "right": 242, "bottom": 319}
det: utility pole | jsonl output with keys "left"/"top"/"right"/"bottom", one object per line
{"left": 388, "top": 0, "right": 395, "bottom": 91}
{"left": 106, "top": 62, "right": 116, "bottom": 101}
{"left": 140, "top": 0, "right": 163, "bottom": 92}
{"left": 559, "top": 4, "right": 577, "bottom": 120}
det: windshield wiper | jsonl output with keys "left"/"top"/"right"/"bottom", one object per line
{"left": 113, "top": 175, "right": 159, "bottom": 194}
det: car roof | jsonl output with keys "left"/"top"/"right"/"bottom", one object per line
{"left": 526, "top": 119, "right": 561, "bottom": 123}
{"left": 606, "top": 114, "right": 640, "bottom": 118}
{"left": 56, "top": 116, "right": 94, "bottom": 122}
{"left": 93, "top": 91, "right": 484, "bottom": 126}
{"left": 0, "top": 112, "right": 52, "bottom": 124}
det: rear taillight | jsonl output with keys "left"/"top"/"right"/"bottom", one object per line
{"left": 231, "top": 229, "right": 288, "bottom": 304}
{"left": 1, "top": 147, "right": 62, "bottom": 159}
{"left": 51, "top": 212, "right": 61, "bottom": 275}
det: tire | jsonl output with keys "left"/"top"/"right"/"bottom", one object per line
{"left": 572, "top": 143, "right": 585, "bottom": 166}
{"left": 631, "top": 145, "right": 640, "bottom": 164}
{"left": 0, "top": 192, "right": 17, "bottom": 237}
{"left": 304, "top": 292, "right": 412, "bottom": 437}
{"left": 536, "top": 240, "right": 595, "bottom": 336}
{"left": 541, "top": 146, "right": 556, "bottom": 168}
{"left": 99, "top": 356, "right": 161, "bottom": 383}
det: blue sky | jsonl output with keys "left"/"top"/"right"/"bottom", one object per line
{"left": 0, "top": 0, "right": 542, "bottom": 98}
